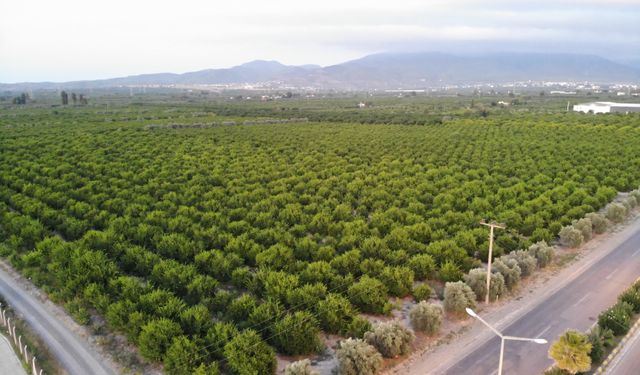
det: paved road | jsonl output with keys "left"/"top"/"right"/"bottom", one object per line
{"left": 0, "top": 270, "right": 114, "bottom": 375}
{"left": 604, "top": 321, "right": 640, "bottom": 374}
{"left": 0, "top": 334, "right": 27, "bottom": 375}
{"left": 443, "top": 228, "right": 640, "bottom": 375}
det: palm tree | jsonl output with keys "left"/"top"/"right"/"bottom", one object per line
{"left": 548, "top": 330, "right": 592, "bottom": 374}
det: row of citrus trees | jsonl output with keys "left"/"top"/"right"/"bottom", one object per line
{"left": 2, "top": 106, "right": 640, "bottom": 374}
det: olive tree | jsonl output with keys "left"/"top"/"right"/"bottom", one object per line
{"left": 443, "top": 281, "right": 476, "bottom": 314}
{"left": 503, "top": 250, "right": 536, "bottom": 277}
{"left": 605, "top": 203, "right": 627, "bottom": 223}
{"left": 572, "top": 218, "right": 593, "bottom": 242}
{"left": 559, "top": 226, "right": 583, "bottom": 248}
{"left": 492, "top": 258, "right": 521, "bottom": 290}
{"left": 464, "top": 268, "right": 506, "bottom": 302}
{"left": 409, "top": 301, "right": 443, "bottom": 335}
{"left": 528, "top": 241, "right": 554, "bottom": 268}
{"left": 585, "top": 212, "right": 608, "bottom": 234}
{"left": 364, "top": 320, "right": 415, "bottom": 358}
{"left": 335, "top": 338, "right": 383, "bottom": 375}
{"left": 285, "top": 359, "right": 319, "bottom": 375}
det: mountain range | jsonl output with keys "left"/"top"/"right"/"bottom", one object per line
{"left": 3, "top": 52, "right": 640, "bottom": 91}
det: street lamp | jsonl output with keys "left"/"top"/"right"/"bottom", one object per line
{"left": 466, "top": 308, "right": 547, "bottom": 375}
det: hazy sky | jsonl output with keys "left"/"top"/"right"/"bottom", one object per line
{"left": 1, "top": 0, "right": 639, "bottom": 82}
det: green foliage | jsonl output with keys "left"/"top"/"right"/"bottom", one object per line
{"left": 316, "top": 293, "right": 356, "bottom": 334}
{"left": 548, "top": 330, "right": 592, "bottom": 374}
{"left": 409, "top": 301, "right": 443, "bottom": 334}
{"left": 378, "top": 266, "right": 414, "bottom": 297}
{"left": 163, "top": 336, "right": 208, "bottom": 375}
{"left": 587, "top": 326, "right": 614, "bottom": 364}
{"left": 443, "top": 281, "right": 476, "bottom": 314}
{"left": 223, "top": 330, "right": 276, "bottom": 375}
{"left": 598, "top": 301, "right": 633, "bottom": 336}
{"left": 412, "top": 283, "right": 432, "bottom": 302}
{"left": 3, "top": 103, "right": 640, "bottom": 367}
{"left": 272, "top": 311, "right": 324, "bottom": 355}
{"left": 138, "top": 318, "right": 183, "bottom": 361}
{"left": 408, "top": 254, "right": 436, "bottom": 280}
{"left": 619, "top": 287, "right": 640, "bottom": 313}
{"left": 344, "top": 316, "right": 373, "bottom": 339}
{"left": 335, "top": 338, "right": 383, "bottom": 375}
{"left": 348, "top": 276, "right": 390, "bottom": 314}
{"left": 439, "top": 260, "right": 463, "bottom": 282}
{"left": 364, "top": 320, "right": 415, "bottom": 358}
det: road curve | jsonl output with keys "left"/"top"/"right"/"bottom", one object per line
{"left": 0, "top": 269, "right": 115, "bottom": 375}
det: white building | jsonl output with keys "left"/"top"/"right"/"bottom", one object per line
{"left": 573, "top": 102, "right": 640, "bottom": 114}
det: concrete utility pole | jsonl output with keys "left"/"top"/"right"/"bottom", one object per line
{"left": 480, "top": 221, "right": 505, "bottom": 304}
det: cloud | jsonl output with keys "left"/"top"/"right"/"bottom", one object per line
{"left": 1, "top": 0, "right": 638, "bottom": 82}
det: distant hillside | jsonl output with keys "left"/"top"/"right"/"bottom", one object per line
{"left": 3, "top": 52, "right": 639, "bottom": 91}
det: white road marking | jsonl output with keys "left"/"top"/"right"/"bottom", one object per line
{"left": 632, "top": 248, "right": 640, "bottom": 257}
{"left": 535, "top": 325, "right": 552, "bottom": 339}
{"left": 605, "top": 268, "right": 619, "bottom": 280}
{"left": 575, "top": 292, "right": 592, "bottom": 306}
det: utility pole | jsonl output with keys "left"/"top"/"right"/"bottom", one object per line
{"left": 480, "top": 221, "right": 505, "bottom": 304}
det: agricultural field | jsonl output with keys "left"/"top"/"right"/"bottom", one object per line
{"left": 1, "top": 98, "right": 640, "bottom": 374}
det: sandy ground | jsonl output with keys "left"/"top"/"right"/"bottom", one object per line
{"left": 0, "top": 334, "right": 28, "bottom": 375}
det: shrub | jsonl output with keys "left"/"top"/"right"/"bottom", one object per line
{"left": 504, "top": 250, "right": 536, "bottom": 277}
{"left": 335, "top": 338, "right": 383, "bottom": 375}
{"left": 348, "top": 276, "right": 390, "bottom": 314}
{"left": 585, "top": 213, "right": 608, "bottom": 234}
{"left": 409, "top": 301, "right": 443, "bottom": 335}
{"left": 543, "top": 367, "right": 571, "bottom": 375}
{"left": 528, "top": 241, "right": 554, "bottom": 268}
{"left": 619, "top": 287, "right": 640, "bottom": 313}
{"left": 559, "top": 226, "right": 583, "bottom": 248}
{"left": 412, "top": 283, "right": 432, "bottom": 302}
{"left": 443, "top": 281, "right": 476, "bottom": 314}
{"left": 364, "top": 320, "right": 415, "bottom": 358}
{"left": 223, "top": 330, "right": 276, "bottom": 375}
{"left": 378, "top": 266, "right": 414, "bottom": 297}
{"left": 626, "top": 195, "right": 638, "bottom": 208}
{"left": 273, "top": 311, "right": 324, "bottom": 355}
{"left": 572, "top": 218, "right": 593, "bottom": 242}
{"left": 439, "top": 260, "right": 463, "bottom": 282}
{"left": 316, "top": 293, "right": 356, "bottom": 334}
{"left": 587, "top": 326, "right": 614, "bottom": 364}
{"left": 285, "top": 359, "right": 319, "bottom": 375}
{"left": 598, "top": 301, "right": 633, "bottom": 336}
{"left": 463, "top": 268, "right": 506, "bottom": 302}
{"left": 344, "top": 316, "right": 372, "bottom": 339}
{"left": 605, "top": 203, "right": 627, "bottom": 223}
{"left": 408, "top": 254, "right": 436, "bottom": 280}
{"left": 548, "top": 330, "right": 592, "bottom": 374}
{"left": 138, "top": 318, "right": 183, "bottom": 361}
{"left": 492, "top": 258, "right": 521, "bottom": 290}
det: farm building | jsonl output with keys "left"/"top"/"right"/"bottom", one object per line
{"left": 573, "top": 102, "right": 640, "bottom": 114}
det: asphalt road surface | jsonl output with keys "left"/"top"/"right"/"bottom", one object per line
{"left": 0, "top": 269, "right": 114, "bottom": 375}
{"left": 442, "top": 228, "right": 640, "bottom": 375}
{"left": 604, "top": 322, "right": 640, "bottom": 374}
